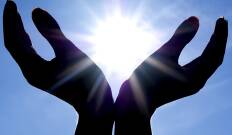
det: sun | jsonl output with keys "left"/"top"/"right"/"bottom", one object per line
{"left": 86, "top": 10, "right": 161, "bottom": 79}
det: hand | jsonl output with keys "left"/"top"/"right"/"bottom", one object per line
{"left": 115, "top": 17, "right": 228, "bottom": 135}
{"left": 3, "top": 1, "right": 114, "bottom": 134}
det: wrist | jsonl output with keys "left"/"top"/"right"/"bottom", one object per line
{"left": 115, "top": 81, "right": 152, "bottom": 135}
{"left": 75, "top": 98, "right": 114, "bottom": 135}
{"left": 76, "top": 112, "right": 114, "bottom": 135}
{"left": 115, "top": 113, "right": 151, "bottom": 135}
{"left": 115, "top": 102, "right": 152, "bottom": 135}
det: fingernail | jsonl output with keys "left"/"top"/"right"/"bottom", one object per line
{"left": 34, "top": 8, "right": 43, "bottom": 11}
{"left": 32, "top": 8, "right": 47, "bottom": 24}
{"left": 6, "top": 0, "right": 17, "bottom": 11}
{"left": 219, "top": 16, "right": 225, "bottom": 20}
{"left": 188, "top": 16, "right": 199, "bottom": 23}
{"left": 217, "top": 16, "right": 227, "bottom": 24}
{"left": 32, "top": 8, "right": 46, "bottom": 16}
{"left": 187, "top": 16, "right": 199, "bottom": 29}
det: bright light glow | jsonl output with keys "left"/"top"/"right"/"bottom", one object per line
{"left": 87, "top": 11, "right": 162, "bottom": 78}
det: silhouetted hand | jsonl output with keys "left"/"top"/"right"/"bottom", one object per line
{"left": 3, "top": 1, "right": 114, "bottom": 135}
{"left": 115, "top": 17, "right": 228, "bottom": 135}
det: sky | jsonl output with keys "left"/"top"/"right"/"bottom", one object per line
{"left": 0, "top": 0, "right": 232, "bottom": 135}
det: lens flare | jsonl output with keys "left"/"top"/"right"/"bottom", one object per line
{"left": 87, "top": 10, "right": 161, "bottom": 79}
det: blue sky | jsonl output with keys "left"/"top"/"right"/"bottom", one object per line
{"left": 0, "top": 0, "right": 231, "bottom": 135}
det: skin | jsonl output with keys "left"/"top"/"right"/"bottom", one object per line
{"left": 3, "top": 1, "right": 229, "bottom": 135}
{"left": 115, "top": 17, "right": 228, "bottom": 135}
{"left": 3, "top": 1, "right": 114, "bottom": 135}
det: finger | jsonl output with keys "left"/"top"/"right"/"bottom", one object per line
{"left": 32, "top": 8, "right": 83, "bottom": 59}
{"left": 156, "top": 16, "right": 199, "bottom": 61}
{"left": 201, "top": 17, "right": 228, "bottom": 64}
{"left": 3, "top": 1, "right": 45, "bottom": 69}
{"left": 183, "top": 17, "right": 228, "bottom": 81}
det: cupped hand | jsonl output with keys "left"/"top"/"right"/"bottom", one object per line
{"left": 3, "top": 1, "right": 114, "bottom": 134}
{"left": 115, "top": 17, "right": 228, "bottom": 135}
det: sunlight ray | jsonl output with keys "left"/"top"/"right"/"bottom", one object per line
{"left": 129, "top": 74, "right": 148, "bottom": 115}
{"left": 146, "top": 57, "right": 186, "bottom": 81}
{"left": 50, "top": 58, "right": 93, "bottom": 92}
{"left": 95, "top": 78, "right": 110, "bottom": 111}
{"left": 87, "top": 72, "right": 110, "bottom": 111}
{"left": 66, "top": 1, "right": 165, "bottom": 96}
{"left": 86, "top": 10, "right": 162, "bottom": 79}
{"left": 87, "top": 74, "right": 106, "bottom": 102}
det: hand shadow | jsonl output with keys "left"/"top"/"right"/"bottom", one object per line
{"left": 115, "top": 17, "right": 228, "bottom": 135}
{"left": 3, "top": 1, "right": 114, "bottom": 135}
